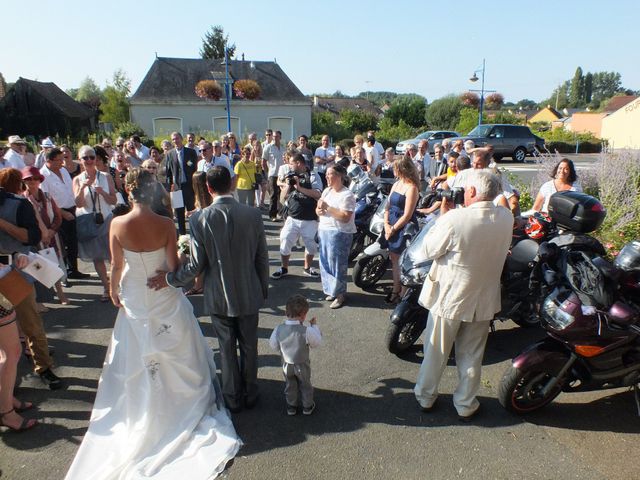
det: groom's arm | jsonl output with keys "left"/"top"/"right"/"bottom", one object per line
{"left": 254, "top": 214, "right": 269, "bottom": 300}
{"left": 167, "top": 214, "right": 208, "bottom": 288}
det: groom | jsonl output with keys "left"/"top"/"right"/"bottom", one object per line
{"left": 148, "top": 166, "right": 269, "bottom": 412}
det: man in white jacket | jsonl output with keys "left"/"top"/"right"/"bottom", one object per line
{"left": 414, "top": 169, "right": 513, "bottom": 421}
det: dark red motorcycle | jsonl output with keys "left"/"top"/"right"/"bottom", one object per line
{"left": 499, "top": 239, "right": 640, "bottom": 414}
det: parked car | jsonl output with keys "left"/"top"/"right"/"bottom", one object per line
{"left": 459, "top": 124, "right": 545, "bottom": 162}
{"left": 395, "top": 130, "right": 460, "bottom": 155}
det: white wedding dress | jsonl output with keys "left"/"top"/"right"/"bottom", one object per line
{"left": 66, "top": 249, "right": 241, "bottom": 480}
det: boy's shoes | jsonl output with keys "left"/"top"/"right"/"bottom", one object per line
{"left": 303, "top": 403, "right": 316, "bottom": 415}
{"left": 303, "top": 267, "right": 319, "bottom": 278}
{"left": 271, "top": 268, "right": 288, "bottom": 280}
{"left": 286, "top": 405, "right": 297, "bottom": 416}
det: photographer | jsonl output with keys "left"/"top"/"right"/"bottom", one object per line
{"left": 271, "top": 153, "right": 323, "bottom": 279}
{"left": 414, "top": 170, "right": 513, "bottom": 421}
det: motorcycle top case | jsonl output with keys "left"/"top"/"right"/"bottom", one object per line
{"left": 547, "top": 191, "right": 605, "bottom": 233}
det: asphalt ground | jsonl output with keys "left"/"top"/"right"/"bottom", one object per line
{"left": 1, "top": 182, "right": 638, "bottom": 480}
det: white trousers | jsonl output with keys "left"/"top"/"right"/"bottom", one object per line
{"left": 414, "top": 312, "right": 490, "bottom": 416}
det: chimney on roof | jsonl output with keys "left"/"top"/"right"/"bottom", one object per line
{"left": 242, "top": 53, "right": 245, "bottom": 61}
{"left": 313, "top": 95, "right": 318, "bottom": 106}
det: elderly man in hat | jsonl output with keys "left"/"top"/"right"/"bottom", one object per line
{"left": 34, "top": 137, "right": 56, "bottom": 169}
{"left": 2, "top": 135, "right": 27, "bottom": 170}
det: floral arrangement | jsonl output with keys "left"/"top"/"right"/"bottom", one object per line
{"left": 195, "top": 80, "right": 222, "bottom": 101}
{"left": 233, "top": 79, "right": 261, "bottom": 100}
{"left": 177, "top": 235, "right": 191, "bottom": 256}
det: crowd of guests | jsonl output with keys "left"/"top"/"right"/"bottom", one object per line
{"left": 0, "top": 127, "right": 581, "bottom": 432}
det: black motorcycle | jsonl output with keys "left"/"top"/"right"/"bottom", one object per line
{"left": 385, "top": 191, "right": 607, "bottom": 355}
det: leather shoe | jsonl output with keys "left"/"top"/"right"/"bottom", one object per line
{"left": 245, "top": 395, "right": 259, "bottom": 410}
{"left": 39, "top": 368, "right": 63, "bottom": 390}
{"left": 458, "top": 405, "right": 481, "bottom": 423}
{"left": 67, "top": 271, "right": 90, "bottom": 280}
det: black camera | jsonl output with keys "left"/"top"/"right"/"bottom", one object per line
{"left": 285, "top": 171, "right": 302, "bottom": 186}
{"left": 435, "top": 187, "right": 465, "bottom": 206}
{"left": 94, "top": 212, "right": 105, "bottom": 224}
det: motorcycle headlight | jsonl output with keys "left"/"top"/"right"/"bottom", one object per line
{"left": 542, "top": 292, "right": 575, "bottom": 330}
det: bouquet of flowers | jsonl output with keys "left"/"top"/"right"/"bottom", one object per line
{"left": 177, "top": 235, "right": 191, "bottom": 257}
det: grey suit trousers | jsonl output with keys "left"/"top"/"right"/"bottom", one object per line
{"left": 283, "top": 362, "right": 313, "bottom": 408}
{"left": 211, "top": 313, "right": 259, "bottom": 409}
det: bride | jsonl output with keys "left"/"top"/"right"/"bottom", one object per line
{"left": 65, "top": 168, "right": 241, "bottom": 479}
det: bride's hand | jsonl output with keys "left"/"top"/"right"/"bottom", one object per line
{"left": 147, "top": 270, "right": 169, "bottom": 290}
{"left": 111, "top": 293, "right": 122, "bottom": 308}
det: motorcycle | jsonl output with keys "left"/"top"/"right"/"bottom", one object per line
{"left": 352, "top": 197, "right": 391, "bottom": 289}
{"left": 385, "top": 191, "right": 607, "bottom": 355}
{"left": 498, "top": 239, "right": 640, "bottom": 414}
{"left": 347, "top": 165, "right": 394, "bottom": 262}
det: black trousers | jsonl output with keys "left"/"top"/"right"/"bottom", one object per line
{"left": 210, "top": 313, "right": 259, "bottom": 410}
{"left": 269, "top": 176, "right": 280, "bottom": 219}
{"left": 60, "top": 207, "right": 79, "bottom": 272}
{"left": 174, "top": 185, "right": 195, "bottom": 235}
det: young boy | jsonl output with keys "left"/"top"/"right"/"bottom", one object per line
{"left": 269, "top": 294, "right": 322, "bottom": 415}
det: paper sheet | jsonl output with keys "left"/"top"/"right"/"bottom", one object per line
{"left": 170, "top": 190, "right": 184, "bottom": 209}
{"left": 23, "top": 252, "right": 64, "bottom": 288}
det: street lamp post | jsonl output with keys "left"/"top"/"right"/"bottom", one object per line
{"left": 469, "top": 58, "right": 495, "bottom": 127}
{"left": 224, "top": 47, "right": 232, "bottom": 132}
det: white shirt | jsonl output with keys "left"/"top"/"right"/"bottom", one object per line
{"left": 136, "top": 144, "right": 150, "bottom": 161}
{"left": 263, "top": 143, "right": 284, "bottom": 178}
{"left": 268, "top": 319, "right": 323, "bottom": 351}
{"left": 2, "top": 149, "right": 26, "bottom": 170}
{"left": 538, "top": 180, "right": 582, "bottom": 213}
{"left": 39, "top": 165, "right": 76, "bottom": 209}
{"left": 365, "top": 146, "right": 382, "bottom": 174}
{"left": 198, "top": 154, "right": 235, "bottom": 177}
{"left": 318, "top": 187, "right": 357, "bottom": 233}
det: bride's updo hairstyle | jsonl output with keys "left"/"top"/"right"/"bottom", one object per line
{"left": 125, "top": 168, "right": 155, "bottom": 205}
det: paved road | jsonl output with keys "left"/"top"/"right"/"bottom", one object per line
{"left": 1, "top": 208, "right": 638, "bottom": 479}
{"left": 498, "top": 153, "right": 600, "bottom": 185}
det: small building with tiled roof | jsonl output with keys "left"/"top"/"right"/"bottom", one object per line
{"left": 0, "top": 77, "right": 97, "bottom": 138}
{"left": 130, "top": 57, "right": 311, "bottom": 142}
{"left": 528, "top": 106, "right": 563, "bottom": 125}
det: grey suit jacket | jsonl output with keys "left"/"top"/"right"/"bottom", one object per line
{"left": 167, "top": 196, "right": 269, "bottom": 317}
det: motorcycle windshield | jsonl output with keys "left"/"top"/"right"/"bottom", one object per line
{"left": 401, "top": 218, "right": 437, "bottom": 272}
{"left": 370, "top": 197, "right": 388, "bottom": 235}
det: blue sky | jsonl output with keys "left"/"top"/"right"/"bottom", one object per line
{"left": 2, "top": 0, "right": 638, "bottom": 103}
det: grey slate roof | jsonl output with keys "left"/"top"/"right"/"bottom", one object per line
{"left": 131, "top": 57, "right": 308, "bottom": 103}
{"left": 18, "top": 78, "right": 94, "bottom": 118}
{"left": 312, "top": 96, "right": 383, "bottom": 116}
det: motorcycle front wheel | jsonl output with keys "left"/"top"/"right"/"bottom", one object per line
{"left": 498, "top": 366, "right": 563, "bottom": 414}
{"left": 385, "top": 304, "right": 427, "bottom": 354}
{"left": 352, "top": 254, "right": 389, "bottom": 289}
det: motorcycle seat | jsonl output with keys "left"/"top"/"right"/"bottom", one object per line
{"left": 607, "top": 301, "right": 638, "bottom": 327}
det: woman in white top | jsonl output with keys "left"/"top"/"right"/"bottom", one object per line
{"left": 72, "top": 145, "right": 117, "bottom": 301}
{"left": 533, "top": 158, "right": 582, "bottom": 213}
{"left": 316, "top": 164, "right": 357, "bottom": 309}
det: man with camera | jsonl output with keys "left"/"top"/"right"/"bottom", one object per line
{"left": 271, "top": 153, "right": 322, "bottom": 279}
{"left": 413, "top": 169, "right": 512, "bottom": 421}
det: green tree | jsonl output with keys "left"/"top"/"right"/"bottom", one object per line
{"left": 591, "top": 71, "right": 622, "bottom": 103}
{"left": 200, "top": 25, "right": 236, "bottom": 59}
{"left": 456, "top": 107, "right": 479, "bottom": 135}
{"left": 0, "top": 73, "right": 6, "bottom": 99}
{"left": 339, "top": 109, "right": 378, "bottom": 134}
{"left": 100, "top": 69, "right": 131, "bottom": 126}
{"left": 311, "top": 111, "right": 350, "bottom": 140}
{"left": 424, "top": 95, "right": 463, "bottom": 130}
{"left": 75, "top": 77, "right": 102, "bottom": 108}
{"left": 515, "top": 99, "right": 537, "bottom": 110}
{"left": 385, "top": 96, "right": 427, "bottom": 128}
{"left": 584, "top": 72, "right": 593, "bottom": 104}
{"left": 570, "top": 67, "right": 584, "bottom": 107}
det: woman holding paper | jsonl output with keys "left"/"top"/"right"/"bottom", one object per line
{"left": 72, "top": 146, "right": 117, "bottom": 302}
{"left": 21, "top": 167, "right": 69, "bottom": 305}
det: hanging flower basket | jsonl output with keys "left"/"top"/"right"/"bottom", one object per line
{"left": 233, "top": 79, "right": 261, "bottom": 100}
{"left": 195, "top": 80, "right": 222, "bottom": 101}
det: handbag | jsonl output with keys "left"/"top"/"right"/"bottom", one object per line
{"left": 0, "top": 268, "right": 31, "bottom": 306}
{"left": 76, "top": 172, "right": 103, "bottom": 241}
{"left": 241, "top": 162, "right": 259, "bottom": 190}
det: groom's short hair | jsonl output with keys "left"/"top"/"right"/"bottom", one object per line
{"left": 206, "top": 166, "right": 232, "bottom": 194}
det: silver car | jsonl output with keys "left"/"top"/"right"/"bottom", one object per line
{"left": 395, "top": 130, "right": 460, "bottom": 155}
